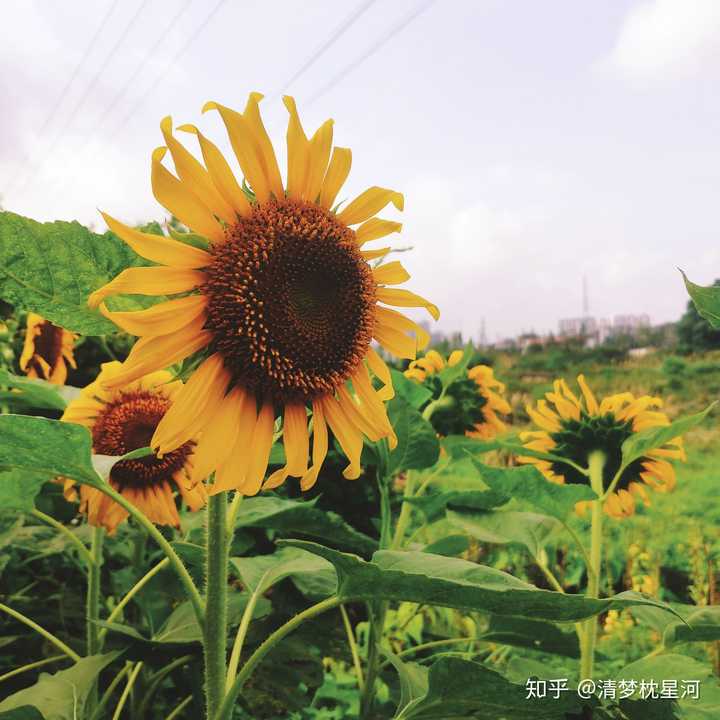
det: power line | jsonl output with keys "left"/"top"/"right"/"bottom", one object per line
{"left": 277, "top": 0, "right": 377, "bottom": 96}
{"left": 14, "top": 0, "right": 152, "bottom": 195}
{"left": 109, "top": 0, "right": 229, "bottom": 139}
{"left": 307, "top": 0, "right": 435, "bottom": 106}
{"left": 3, "top": 0, "right": 121, "bottom": 196}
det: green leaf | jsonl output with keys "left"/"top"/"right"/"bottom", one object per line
{"left": 621, "top": 404, "right": 715, "bottom": 466}
{"left": 390, "top": 369, "right": 433, "bottom": 409}
{"left": 382, "top": 651, "right": 429, "bottom": 716}
{"left": 443, "top": 435, "right": 581, "bottom": 469}
{"left": 394, "top": 656, "right": 582, "bottom": 719}
{"left": 0, "top": 653, "right": 118, "bottom": 719}
{"left": 233, "top": 496, "right": 377, "bottom": 556}
{"left": 0, "top": 708, "right": 45, "bottom": 720}
{"left": 387, "top": 397, "right": 440, "bottom": 475}
{"left": 469, "top": 460, "right": 597, "bottom": 521}
{"left": 0, "top": 415, "right": 99, "bottom": 484}
{"left": 482, "top": 616, "right": 581, "bottom": 658}
{"left": 279, "top": 540, "right": 683, "bottom": 622}
{"left": 230, "top": 546, "right": 336, "bottom": 596}
{"left": 405, "top": 489, "right": 508, "bottom": 523}
{"left": 664, "top": 606, "right": 720, "bottom": 646}
{"left": 682, "top": 270, "right": 720, "bottom": 328}
{"left": 91, "top": 447, "right": 154, "bottom": 480}
{"left": 0, "top": 211, "right": 152, "bottom": 335}
{"left": 0, "top": 470, "right": 52, "bottom": 512}
{"left": 447, "top": 508, "right": 560, "bottom": 558}
{"left": 421, "top": 535, "right": 470, "bottom": 557}
{"left": 0, "top": 369, "right": 67, "bottom": 411}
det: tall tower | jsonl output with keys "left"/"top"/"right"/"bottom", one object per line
{"left": 582, "top": 275, "right": 589, "bottom": 317}
{"left": 479, "top": 317, "right": 487, "bottom": 348}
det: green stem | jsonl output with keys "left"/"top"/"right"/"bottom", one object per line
{"left": 0, "top": 602, "right": 80, "bottom": 661}
{"left": 86, "top": 526, "right": 104, "bottom": 715}
{"left": 391, "top": 470, "right": 417, "bottom": 550}
{"left": 225, "top": 575, "right": 263, "bottom": 692}
{"left": 166, "top": 694, "right": 193, "bottom": 720}
{"left": 377, "top": 475, "right": 392, "bottom": 550}
{"left": 99, "top": 558, "right": 170, "bottom": 644}
{"left": 340, "top": 604, "right": 364, "bottom": 693}
{"left": 580, "top": 451, "right": 606, "bottom": 680}
{"left": 0, "top": 654, "right": 66, "bottom": 684}
{"left": 94, "top": 480, "right": 205, "bottom": 629}
{"left": 204, "top": 492, "right": 229, "bottom": 719}
{"left": 421, "top": 394, "right": 454, "bottom": 421}
{"left": 137, "top": 655, "right": 193, "bottom": 719}
{"left": 30, "top": 509, "right": 94, "bottom": 565}
{"left": 216, "top": 596, "right": 342, "bottom": 720}
{"left": 360, "top": 600, "right": 387, "bottom": 719}
{"left": 112, "top": 662, "right": 143, "bottom": 720}
{"left": 379, "top": 637, "right": 484, "bottom": 670}
{"left": 88, "top": 664, "right": 131, "bottom": 720}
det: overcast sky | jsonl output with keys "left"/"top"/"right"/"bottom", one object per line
{"left": 1, "top": 0, "right": 719, "bottom": 342}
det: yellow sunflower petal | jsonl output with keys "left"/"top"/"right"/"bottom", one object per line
{"left": 374, "top": 324, "right": 417, "bottom": 359}
{"left": 577, "top": 374, "right": 599, "bottom": 414}
{"left": 151, "top": 147, "right": 224, "bottom": 242}
{"left": 366, "top": 347, "right": 395, "bottom": 400}
{"left": 98, "top": 295, "right": 207, "bottom": 337}
{"left": 305, "top": 119, "right": 334, "bottom": 203}
{"left": 177, "top": 124, "right": 251, "bottom": 217}
{"left": 88, "top": 266, "right": 205, "bottom": 309}
{"left": 203, "top": 101, "right": 271, "bottom": 203}
{"left": 376, "top": 287, "right": 439, "bottom": 320}
{"left": 375, "top": 306, "right": 430, "bottom": 351}
{"left": 373, "top": 261, "right": 410, "bottom": 286}
{"left": 448, "top": 350, "right": 464, "bottom": 367}
{"left": 242, "top": 92, "right": 284, "bottom": 199}
{"left": 240, "top": 401, "right": 275, "bottom": 496}
{"left": 283, "top": 403, "right": 310, "bottom": 477}
{"left": 300, "top": 399, "right": 329, "bottom": 490}
{"left": 337, "top": 187, "right": 404, "bottom": 226}
{"left": 319, "top": 146, "right": 352, "bottom": 209}
{"left": 355, "top": 218, "right": 402, "bottom": 246}
{"left": 160, "top": 116, "right": 236, "bottom": 224}
{"left": 283, "top": 95, "right": 310, "bottom": 200}
{"left": 320, "top": 395, "right": 363, "bottom": 480}
{"left": 213, "top": 393, "right": 258, "bottom": 492}
{"left": 361, "top": 247, "right": 391, "bottom": 261}
{"left": 102, "top": 212, "right": 211, "bottom": 269}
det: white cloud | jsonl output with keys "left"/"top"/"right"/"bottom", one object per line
{"left": 602, "top": 0, "right": 720, "bottom": 80}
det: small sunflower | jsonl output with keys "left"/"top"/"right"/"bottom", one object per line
{"left": 20, "top": 313, "right": 77, "bottom": 384}
{"left": 519, "top": 375, "right": 685, "bottom": 519}
{"left": 88, "top": 93, "right": 437, "bottom": 495}
{"left": 61, "top": 362, "right": 206, "bottom": 533}
{"left": 404, "top": 350, "right": 510, "bottom": 439}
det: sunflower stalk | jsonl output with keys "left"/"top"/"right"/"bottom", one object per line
{"left": 580, "top": 450, "right": 606, "bottom": 680}
{"left": 204, "top": 491, "right": 229, "bottom": 719}
{"left": 86, "top": 525, "right": 105, "bottom": 714}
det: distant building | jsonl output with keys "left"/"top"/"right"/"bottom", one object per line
{"left": 612, "top": 314, "right": 650, "bottom": 334}
{"left": 558, "top": 317, "right": 596, "bottom": 337}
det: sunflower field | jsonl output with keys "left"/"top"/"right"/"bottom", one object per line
{"left": 1, "top": 94, "right": 720, "bottom": 720}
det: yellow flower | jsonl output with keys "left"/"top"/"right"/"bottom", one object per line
{"left": 61, "top": 362, "right": 206, "bottom": 534}
{"left": 404, "top": 350, "right": 510, "bottom": 439}
{"left": 88, "top": 93, "right": 437, "bottom": 495}
{"left": 519, "top": 375, "right": 686, "bottom": 519}
{"left": 20, "top": 313, "right": 77, "bottom": 384}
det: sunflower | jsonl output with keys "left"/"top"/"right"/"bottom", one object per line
{"left": 20, "top": 312, "right": 77, "bottom": 384}
{"left": 404, "top": 349, "right": 510, "bottom": 439}
{"left": 88, "top": 93, "right": 437, "bottom": 495}
{"left": 61, "top": 362, "right": 206, "bottom": 533}
{"left": 519, "top": 375, "right": 685, "bottom": 519}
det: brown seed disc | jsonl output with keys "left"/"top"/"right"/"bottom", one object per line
{"left": 92, "top": 391, "right": 193, "bottom": 490}
{"left": 203, "top": 199, "right": 377, "bottom": 403}
{"left": 31, "top": 321, "right": 64, "bottom": 374}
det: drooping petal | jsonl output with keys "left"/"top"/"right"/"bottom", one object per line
{"left": 320, "top": 394, "right": 363, "bottom": 480}
{"left": 300, "top": 399, "right": 329, "bottom": 490}
{"left": 366, "top": 347, "right": 394, "bottom": 400}
{"left": 99, "top": 295, "right": 207, "bottom": 336}
{"left": 102, "top": 212, "right": 211, "bottom": 268}
{"left": 213, "top": 392, "right": 258, "bottom": 492}
{"left": 337, "top": 187, "right": 404, "bottom": 226}
{"left": 375, "top": 306, "right": 430, "bottom": 351}
{"left": 151, "top": 147, "right": 224, "bottom": 242}
{"left": 373, "top": 261, "right": 410, "bottom": 286}
{"left": 88, "top": 266, "right": 206, "bottom": 309}
{"left": 374, "top": 324, "right": 417, "bottom": 359}
{"left": 355, "top": 218, "right": 402, "bottom": 246}
{"left": 376, "top": 288, "right": 440, "bottom": 320}
{"left": 177, "top": 124, "right": 252, "bottom": 217}
{"left": 160, "top": 116, "right": 236, "bottom": 224}
{"left": 239, "top": 401, "right": 275, "bottom": 495}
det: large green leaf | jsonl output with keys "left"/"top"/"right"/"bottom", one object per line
{"left": 682, "top": 271, "right": 720, "bottom": 328}
{"left": 279, "top": 540, "right": 682, "bottom": 622}
{"left": 621, "top": 404, "right": 715, "bottom": 466}
{"left": 386, "top": 397, "right": 440, "bottom": 474}
{"left": 481, "top": 615, "right": 581, "bottom": 658}
{"left": 233, "top": 496, "right": 377, "bottom": 556}
{"left": 0, "top": 370, "right": 67, "bottom": 412}
{"left": 394, "top": 656, "right": 581, "bottom": 719}
{"left": 0, "top": 211, "right": 151, "bottom": 335}
{"left": 0, "top": 653, "right": 118, "bottom": 718}
{"left": 230, "top": 546, "right": 336, "bottom": 596}
{"left": 664, "top": 606, "right": 720, "bottom": 646}
{"left": 405, "top": 489, "right": 508, "bottom": 523}
{"left": 382, "top": 651, "right": 429, "bottom": 716}
{"left": 390, "top": 369, "right": 433, "bottom": 409}
{"left": 0, "top": 415, "right": 98, "bottom": 484}
{"left": 447, "top": 508, "right": 560, "bottom": 558}
{"left": 0, "top": 708, "right": 45, "bottom": 720}
{"left": 470, "top": 460, "right": 597, "bottom": 521}
{"left": 0, "top": 470, "right": 52, "bottom": 512}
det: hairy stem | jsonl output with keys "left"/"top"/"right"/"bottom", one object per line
{"left": 30, "top": 509, "right": 93, "bottom": 565}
